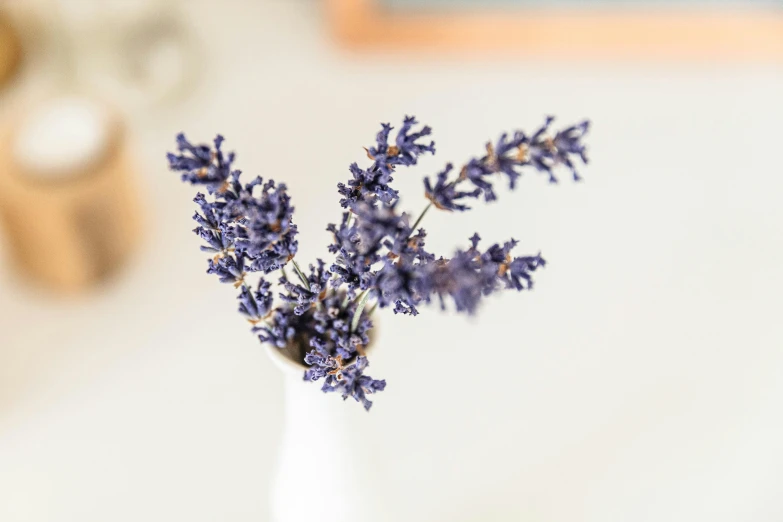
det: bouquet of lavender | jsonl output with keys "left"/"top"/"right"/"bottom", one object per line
{"left": 167, "top": 115, "right": 589, "bottom": 410}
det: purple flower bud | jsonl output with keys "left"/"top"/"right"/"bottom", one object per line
{"left": 316, "top": 355, "right": 386, "bottom": 411}
{"left": 424, "top": 163, "right": 481, "bottom": 212}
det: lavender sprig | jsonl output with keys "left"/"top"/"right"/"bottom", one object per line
{"left": 337, "top": 116, "right": 435, "bottom": 209}
{"left": 424, "top": 116, "right": 590, "bottom": 209}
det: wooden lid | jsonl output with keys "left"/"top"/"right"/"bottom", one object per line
{"left": 11, "top": 96, "right": 113, "bottom": 182}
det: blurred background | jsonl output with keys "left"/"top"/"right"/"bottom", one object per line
{"left": 1, "top": 0, "right": 782, "bottom": 520}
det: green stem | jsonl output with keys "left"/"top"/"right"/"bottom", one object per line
{"left": 350, "top": 289, "right": 372, "bottom": 333}
{"left": 290, "top": 259, "right": 310, "bottom": 290}
{"left": 409, "top": 202, "right": 432, "bottom": 235}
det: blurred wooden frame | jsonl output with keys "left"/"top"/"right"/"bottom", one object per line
{"left": 327, "top": 0, "right": 783, "bottom": 60}
{"left": 0, "top": 12, "right": 23, "bottom": 86}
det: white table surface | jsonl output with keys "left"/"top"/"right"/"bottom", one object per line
{"left": 1, "top": 1, "right": 782, "bottom": 521}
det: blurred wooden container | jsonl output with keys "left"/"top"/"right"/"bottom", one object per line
{"left": 0, "top": 96, "right": 141, "bottom": 292}
{"left": 0, "top": 11, "right": 22, "bottom": 87}
{"left": 328, "top": 0, "right": 783, "bottom": 61}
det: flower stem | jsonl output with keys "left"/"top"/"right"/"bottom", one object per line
{"left": 291, "top": 259, "right": 310, "bottom": 290}
{"left": 409, "top": 202, "right": 432, "bottom": 234}
{"left": 350, "top": 289, "right": 372, "bottom": 333}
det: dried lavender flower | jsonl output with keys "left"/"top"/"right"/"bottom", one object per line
{"left": 279, "top": 260, "right": 330, "bottom": 316}
{"left": 423, "top": 116, "right": 590, "bottom": 207}
{"left": 337, "top": 117, "right": 435, "bottom": 208}
{"left": 238, "top": 280, "right": 274, "bottom": 323}
{"left": 313, "top": 354, "right": 386, "bottom": 411}
{"left": 424, "top": 163, "right": 481, "bottom": 211}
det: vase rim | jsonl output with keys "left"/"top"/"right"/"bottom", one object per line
{"left": 264, "top": 342, "right": 306, "bottom": 377}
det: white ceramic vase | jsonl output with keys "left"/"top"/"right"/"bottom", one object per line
{"left": 265, "top": 344, "right": 391, "bottom": 522}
